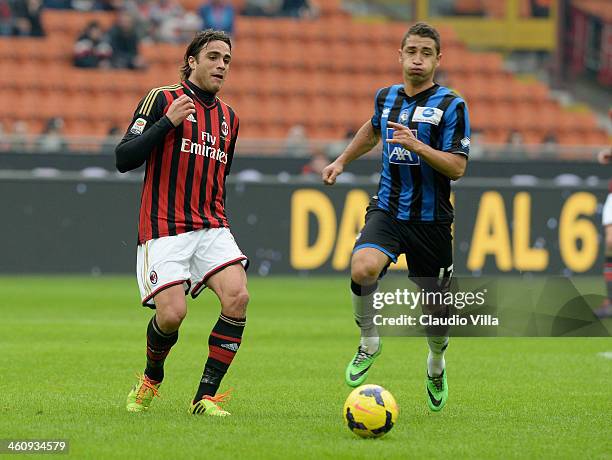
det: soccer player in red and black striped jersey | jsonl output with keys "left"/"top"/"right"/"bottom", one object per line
{"left": 115, "top": 30, "right": 248, "bottom": 416}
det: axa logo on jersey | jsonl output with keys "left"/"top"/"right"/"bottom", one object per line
{"left": 389, "top": 146, "right": 420, "bottom": 165}
{"left": 180, "top": 130, "right": 228, "bottom": 163}
{"left": 386, "top": 127, "right": 420, "bottom": 165}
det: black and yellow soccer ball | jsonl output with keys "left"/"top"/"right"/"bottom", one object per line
{"left": 343, "top": 384, "right": 399, "bottom": 438}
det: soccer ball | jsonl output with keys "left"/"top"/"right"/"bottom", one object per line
{"left": 343, "top": 384, "right": 399, "bottom": 438}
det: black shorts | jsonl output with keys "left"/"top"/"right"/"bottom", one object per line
{"left": 353, "top": 203, "right": 453, "bottom": 282}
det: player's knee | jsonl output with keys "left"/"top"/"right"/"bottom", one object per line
{"left": 606, "top": 232, "right": 612, "bottom": 251}
{"left": 157, "top": 303, "right": 187, "bottom": 330}
{"left": 351, "top": 260, "right": 380, "bottom": 285}
{"left": 221, "top": 287, "right": 249, "bottom": 317}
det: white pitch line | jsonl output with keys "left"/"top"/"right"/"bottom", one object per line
{"left": 597, "top": 352, "right": 612, "bottom": 359}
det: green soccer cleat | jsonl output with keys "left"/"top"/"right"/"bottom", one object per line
{"left": 126, "top": 374, "right": 161, "bottom": 412}
{"left": 426, "top": 369, "right": 448, "bottom": 412}
{"left": 189, "top": 390, "right": 231, "bottom": 417}
{"left": 345, "top": 341, "right": 382, "bottom": 387}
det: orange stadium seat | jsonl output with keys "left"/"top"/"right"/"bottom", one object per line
{"left": 267, "top": 18, "right": 299, "bottom": 42}
{"left": 587, "top": 130, "right": 610, "bottom": 145}
{"left": 45, "top": 35, "right": 73, "bottom": 62}
{"left": 556, "top": 111, "right": 577, "bottom": 134}
{"left": 478, "top": 52, "right": 504, "bottom": 74}
{"left": 482, "top": 0, "right": 507, "bottom": 17}
{"left": 558, "top": 132, "right": 587, "bottom": 146}
{"left": 0, "top": 89, "right": 14, "bottom": 119}
{"left": 179, "top": 0, "right": 202, "bottom": 12}
{"left": 481, "top": 129, "right": 508, "bottom": 145}
{"left": 311, "top": 0, "right": 345, "bottom": 17}
{"left": 574, "top": 0, "right": 612, "bottom": 22}
{"left": 236, "top": 17, "right": 275, "bottom": 42}
{"left": 323, "top": 16, "right": 354, "bottom": 43}
{"left": 302, "top": 41, "right": 332, "bottom": 71}
{"left": 2, "top": 11, "right": 608, "bottom": 146}
{"left": 441, "top": 47, "right": 475, "bottom": 73}
{"left": 453, "top": 0, "right": 486, "bottom": 16}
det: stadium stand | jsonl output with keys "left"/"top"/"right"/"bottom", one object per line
{"left": 571, "top": 0, "right": 612, "bottom": 21}
{"left": 0, "top": 1, "right": 608, "bottom": 147}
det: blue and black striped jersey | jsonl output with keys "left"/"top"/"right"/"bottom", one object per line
{"left": 371, "top": 83, "right": 470, "bottom": 223}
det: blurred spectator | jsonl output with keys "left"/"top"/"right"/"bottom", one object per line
{"left": 343, "top": 126, "right": 357, "bottom": 139}
{"left": 10, "top": 0, "right": 44, "bottom": 36}
{"left": 506, "top": 130, "right": 524, "bottom": 147}
{"left": 11, "top": 120, "right": 30, "bottom": 151}
{"left": 176, "top": 11, "right": 202, "bottom": 42}
{"left": 43, "top": 0, "right": 121, "bottom": 10}
{"left": 43, "top": 0, "right": 70, "bottom": 8}
{"left": 279, "top": 0, "right": 317, "bottom": 18}
{"left": 73, "top": 20, "right": 112, "bottom": 68}
{"left": 301, "top": 149, "right": 328, "bottom": 179}
{"left": 108, "top": 11, "right": 145, "bottom": 69}
{"left": 529, "top": 0, "right": 550, "bottom": 17}
{"left": 102, "top": 125, "right": 121, "bottom": 153}
{"left": 284, "top": 124, "right": 310, "bottom": 157}
{"left": 199, "top": 0, "right": 235, "bottom": 35}
{"left": 0, "top": 0, "right": 12, "bottom": 36}
{"left": 125, "top": 0, "right": 157, "bottom": 41}
{"left": 326, "top": 125, "right": 358, "bottom": 157}
{"left": 435, "top": 69, "right": 449, "bottom": 87}
{"left": 502, "top": 130, "right": 527, "bottom": 158}
{"left": 428, "top": 0, "right": 456, "bottom": 16}
{"left": 153, "top": 0, "right": 200, "bottom": 43}
{"left": 0, "top": 122, "right": 8, "bottom": 151}
{"left": 127, "top": 0, "right": 198, "bottom": 43}
{"left": 542, "top": 131, "right": 558, "bottom": 153}
{"left": 97, "top": 0, "right": 122, "bottom": 10}
{"left": 242, "top": 0, "right": 281, "bottom": 17}
{"left": 469, "top": 129, "right": 484, "bottom": 158}
{"left": 542, "top": 132, "right": 557, "bottom": 144}
{"left": 452, "top": 0, "right": 484, "bottom": 16}
{"left": 39, "top": 117, "right": 67, "bottom": 153}
{"left": 71, "top": 0, "right": 99, "bottom": 10}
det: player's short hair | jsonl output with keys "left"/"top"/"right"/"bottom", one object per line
{"left": 401, "top": 22, "right": 441, "bottom": 55}
{"left": 180, "top": 29, "right": 232, "bottom": 80}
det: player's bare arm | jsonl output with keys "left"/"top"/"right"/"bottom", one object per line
{"left": 322, "top": 120, "right": 381, "bottom": 185}
{"left": 387, "top": 121, "right": 466, "bottom": 180}
{"left": 165, "top": 94, "right": 196, "bottom": 127}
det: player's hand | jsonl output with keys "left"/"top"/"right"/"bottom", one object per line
{"left": 598, "top": 147, "right": 612, "bottom": 165}
{"left": 387, "top": 121, "right": 422, "bottom": 152}
{"left": 165, "top": 94, "right": 196, "bottom": 127}
{"left": 322, "top": 161, "right": 344, "bottom": 185}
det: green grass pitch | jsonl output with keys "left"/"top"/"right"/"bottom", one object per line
{"left": 1, "top": 276, "right": 610, "bottom": 459}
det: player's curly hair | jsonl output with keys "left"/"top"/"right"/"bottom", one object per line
{"left": 401, "top": 22, "right": 441, "bottom": 55}
{"left": 180, "top": 29, "right": 232, "bottom": 81}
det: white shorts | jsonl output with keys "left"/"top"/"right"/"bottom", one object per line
{"left": 604, "top": 194, "right": 612, "bottom": 226}
{"left": 136, "top": 228, "right": 248, "bottom": 308}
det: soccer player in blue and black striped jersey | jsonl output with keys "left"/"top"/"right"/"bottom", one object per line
{"left": 322, "top": 23, "right": 470, "bottom": 412}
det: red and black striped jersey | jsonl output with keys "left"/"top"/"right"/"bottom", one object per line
{"left": 125, "top": 81, "right": 239, "bottom": 244}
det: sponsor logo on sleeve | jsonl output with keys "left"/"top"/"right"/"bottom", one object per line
{"left": 130, "top": 118, "right": 147, "bottom": 135}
